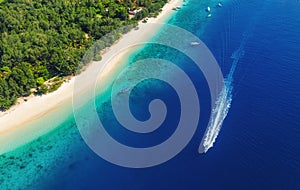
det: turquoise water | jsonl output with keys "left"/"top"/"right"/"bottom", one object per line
{"left": 1, "top": 0, "right": 300, "bottom": 189}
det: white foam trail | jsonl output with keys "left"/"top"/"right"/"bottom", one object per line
{"left": 198, "top": 32, "right": 249, "bottom": 153}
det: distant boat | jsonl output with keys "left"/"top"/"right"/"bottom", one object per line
{"left": 117, "top": 87, "right": 131, "bottom": 95}
{"left": 217, "top": 2, "right": 223, "bottom": 8}
{"left": 173, "top": 6, "right": 181, "bottom": 11}
{"left": 207, "top": 13, "right": 212, "bottom": 18}
{"left": 190, "top": 42, "right": 200, "bottom": 46}
{"left": 206, "top": 6, "right": 211, "bottom": 12}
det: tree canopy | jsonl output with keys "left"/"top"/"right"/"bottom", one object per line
{"left": 0, "top": 0, "right": 167, "bottom": 110}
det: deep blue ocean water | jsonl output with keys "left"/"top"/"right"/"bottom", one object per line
{"left": 1, "top": 0, "right": 300, "bottom": 189}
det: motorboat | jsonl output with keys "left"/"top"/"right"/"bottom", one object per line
{"left": 190, "top": 42, "right": 200, "bottom": 46}
{"left": 117, "top": 87, "right": 131, "bottom": 95}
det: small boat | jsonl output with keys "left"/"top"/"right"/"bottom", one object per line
{"left": 117, "top": 87, "right": 131, "bottom": 95}
{"left": 206, "top": 6, "right": 211, "bottom": 12}
{"left": 190, "top": 42, "right": 200, "bottom": 46}
{"left": 207, "top": 13, "right": 212, "bottom": 18}
{"left": 217, "top": 2, "right": 223, "bottom": 8}
{"left": 173, "top": 6, "right": 181, "bottom": 10}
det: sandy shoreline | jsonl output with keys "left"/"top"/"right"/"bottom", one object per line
{"left": 0, "top": 0, "right": 182, "bottom": 153}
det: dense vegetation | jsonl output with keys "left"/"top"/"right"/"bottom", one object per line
{"left": 0, "top": 0, "right": 167, "bottom": 110}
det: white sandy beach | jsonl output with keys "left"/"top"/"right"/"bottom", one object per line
{"left": 0, "top": 0, "right": 182, "bottom": 154}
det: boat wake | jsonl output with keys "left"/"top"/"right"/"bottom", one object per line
{"left": 199, "top": 31, "right": 249, "bottom": 153}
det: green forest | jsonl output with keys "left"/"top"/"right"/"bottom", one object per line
{"left": 0, "top": 0, "right": 167, "bottom": 110}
